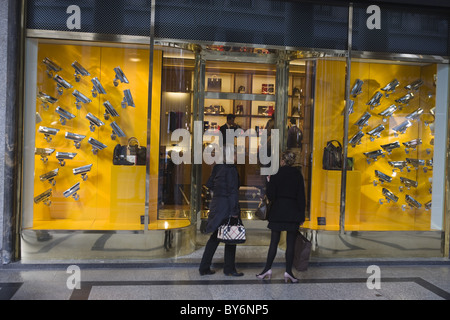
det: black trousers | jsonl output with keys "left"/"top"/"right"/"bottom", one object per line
{"left": 263, "top": 230, "right": 297, "bottom": 275}
{"left": 199, "top": 229, "right": 237, "bottom": 274}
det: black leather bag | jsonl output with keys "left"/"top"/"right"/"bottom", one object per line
{"left": 207, "top": 77, "right": 222, "bottom": 92}
{"left": 113, "top": 144, "right": 134, "bottom": 165}
{"left": 113, "top": 137, "right": 146, "bottom": 166}
{"left": 293, "top": 232, "right": 312, "bottom": 272}
{"left": 254, "top": 195, "right": 271, "bottom": 220}
{"left": 322, "top": 140, "right": 343, "bottom": 170}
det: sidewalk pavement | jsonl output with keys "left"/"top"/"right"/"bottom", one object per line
{"left": 1, "top": 247, "right": 450, "bottom": 301}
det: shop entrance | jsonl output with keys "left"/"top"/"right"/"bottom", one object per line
{"left": 184, "top": 46, "right": 316, "bottom": 247}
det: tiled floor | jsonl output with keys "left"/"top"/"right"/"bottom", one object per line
{"left": 1, "top": 246, "right": 450, "bottom": 301}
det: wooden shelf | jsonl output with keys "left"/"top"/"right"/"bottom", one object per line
{"left": 205, "top": 91, "right": 276, "bottom": 102}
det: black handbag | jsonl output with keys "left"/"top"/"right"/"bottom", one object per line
{"left": 322, "top": 140, "right": 343, "bottom": 170}
{"left": 207, "top": 76, "right": 222, "bottom": 92}
{"left": 113, "top": 144, "right": 133, "bottom": 165}
{"left": 254, "top": 195, "right": 271, "bottom": 220}
{"left": 113, "top": 137, "right": 146, "bottom": 166}
{"left": 293, "top": 232, "right": 312, "bottom": 272}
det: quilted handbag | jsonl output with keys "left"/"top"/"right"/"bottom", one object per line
{"left": 217, "top": 217, "right": 246, "bottom": 244}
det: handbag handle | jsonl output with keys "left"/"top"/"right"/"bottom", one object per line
{"left": 127, "top": 137, "right": 140, "bottom": 150}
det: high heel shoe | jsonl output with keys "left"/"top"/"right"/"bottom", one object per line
{"left": 284, "top": 272, "right": 299, "bottom": 283}
{"left": 256, "top": 269, "right": 272, "bottom": 280}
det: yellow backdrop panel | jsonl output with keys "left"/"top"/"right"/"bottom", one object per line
{"left": 32, "top": 43, "right": 165, "bottom": 230}
{"left": 306, "top": 59, "right": 435, "bottom": 231}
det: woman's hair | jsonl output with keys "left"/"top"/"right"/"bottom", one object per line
{"left": 281, "top": 150, "right": 296, "bottom": 167}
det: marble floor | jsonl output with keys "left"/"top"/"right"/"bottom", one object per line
{"left": 1, "top": 246, "right": 450, "bottom": 302}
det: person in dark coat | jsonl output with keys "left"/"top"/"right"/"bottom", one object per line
{"left": 256, "top": 150, "right": 306, "bottom": 283}
{"left": 199, "top": 148, "right": 244, "bottom": 277}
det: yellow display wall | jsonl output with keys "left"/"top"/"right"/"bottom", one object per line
{"left": 305, "top": 60, "right": 347, "bottom": 231}
{"left": 307, "top": 60, "right": 435, "bottom": 231}
{"left": 348, "top": 62, "right": 435, "bottom": 231}
{"left": 32, "top": 43, "right": 166, "bottom": 230}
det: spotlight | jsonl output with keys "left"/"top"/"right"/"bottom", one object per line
{"left": 39, "top": 168, "right": 59, "bottom": 186}
{"left": 53, "top": 74, "right": 73, "bottom": 95}
{"left": 34, "top": 188, "right": 53, "bottom": 206}
{"left": 91, "top": 77, "right": 106, "bottom": 97}
{"left": 122, "top": 89, "right": 135, "bottom": 108}
{"left": 73, "top": 164, "right": 93, "bottom": 181}
{"left": 64, "top": 132, "right": 86, "bottom": 149}
{"left": 42, "top": 57, "right": 62, "bottom": 78}
{"left": 72, "top": 90, "right": 92, "bottom": 109}
{"left": 35, "top": 148, "right": 55, "bottom": 164}
{"left": 37, "top": 91, "right": 58, "bottom": 111}
{"left": 38, "top": 126, "right": 60, "bottom": 143}
{"left": 113, "top": 67, "right": 129, "bottom": 86}
{"left": 55, "top": 106, "right": 76, "bottom": 125}
{"left": 88, "top": 137, "right": 107, "bottom": 155}
{"left": 55, "top": 151, "right": 77, "bottom": 167}
{"left": 71, "top": 61, "right": 90, "bottom": 82}
{"left": 103, "top": 101, "right": 119, "bottom": 120}
{"left": 63, "top": 182, "right": 80, "bottom": 201}
{"left": 86, "top": 112, "right": 105, "bottom": 132}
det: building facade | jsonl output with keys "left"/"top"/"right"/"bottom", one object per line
{"left": 1, "top": 0, "right": 450, "bottom": 264}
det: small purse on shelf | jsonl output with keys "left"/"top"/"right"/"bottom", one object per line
{"left": 217, "top": 217, "right": 246, "bottom": 244}
{"left": 207, "top": 76, "right": 222, "bottom": 92}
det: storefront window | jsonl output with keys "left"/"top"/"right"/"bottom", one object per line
{"left": 16, "top": 1, "right": 449, "bottom": 262}
{"left": 157, "top": 46, "right": 195, "bottom": 229}
{"left": 199, "top": 54, "right": 277, "bottom": 234}
{"left": 347, "top": 61, "right": 437, "bottom": 231}
{"left": 306, "top": 59, "right": 347, "bottom": 230}
{"left": 287, "top": 59, "right": 315, "bottom": 220}
{"left": 23, "top": 40, "right": 151, "bottom": 231}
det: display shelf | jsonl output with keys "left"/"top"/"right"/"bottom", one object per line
{"left": 204, "top": 68, "right": 276, "bottom": 132}
{"left": 204, "top": 91, "right": 276, "bottom": 101}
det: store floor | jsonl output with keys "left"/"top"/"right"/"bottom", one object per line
{"left": 1, "top": 246, "right": 450, "bottom": 301}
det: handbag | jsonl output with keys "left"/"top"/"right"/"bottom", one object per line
{"left": 293, "top": 231, "right": 312, "bottom": 272}
{"left": 254, "top": 195, "right": 271, "bottom": 220}
{"left": 112, "top": 137, "right": 146, "bottom": 166}
{"left": 207, "top": 76, "right": 222, "bottom": 92}
{"left": 113, "top": 144, "right": 134, "bottom": 165}
{"left": 217, "top": 217, "right": 246, "bottom": 244}
{"left": 322, "top": 140, "right": 343, "bottom": 170}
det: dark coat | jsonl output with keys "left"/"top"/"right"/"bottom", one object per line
{"left": 266, "top": 166, "right": 306, "bottom": 225}
{"left": 205, "top": 164, "right": 240, "bottom": 233}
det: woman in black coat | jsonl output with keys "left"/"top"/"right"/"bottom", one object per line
{"left": 257, "top": 150, "right": 306, "bottom": 283}
{"left": 199, "top": 156, "right": 244, "bottom": 277}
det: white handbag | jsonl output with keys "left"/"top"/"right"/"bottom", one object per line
{"left": 217, "top": 217, "right": 246, "bottom": 244}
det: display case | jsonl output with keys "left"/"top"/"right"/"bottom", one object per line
{"left": 158, "top": 56, "right": 195, "bottom": 223}
{"left": 346, "top": 62, "right": 435, "bottom": 231}
{"left": 24, "top": 41, "right": 195, "bottom": 231}
{"left": 203, "top": 61, "right": 276, "bottom": 133}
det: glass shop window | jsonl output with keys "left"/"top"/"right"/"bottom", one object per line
{"left": 347, "top": 61, "right": 438, "bottom": 231}
{"left": 156, "top": 46, "right": 195, "bottom": 229}
{"left": 23, "top": 40, "right": 150, "bottom": 231}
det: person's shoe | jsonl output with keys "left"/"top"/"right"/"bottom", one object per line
{"left": 284, "top": 272, "right": 299, "bottom": 283}
{"left": 224, "top": 271, "right": 244, "bottom": 277}
{"left": 199, "top": 269, "right": 215, "bottom": 276}
{"left": 256, "top": 269, "right": 272, "bottom": 280}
